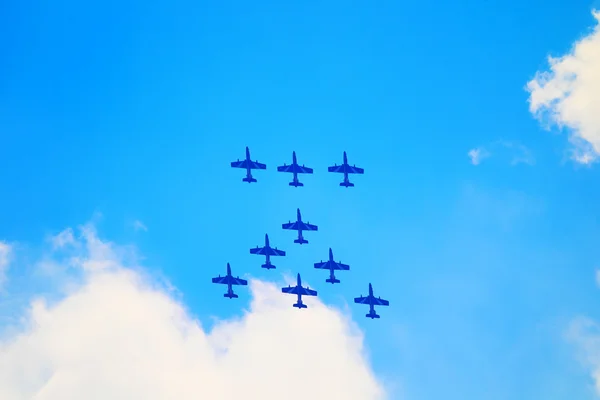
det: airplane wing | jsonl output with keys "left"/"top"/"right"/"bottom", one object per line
{"left": 282, "top": 285, "right": 317, "bottom": 296}
{"left": 371, "top": 297, "right": 389, "bottom": 306}
{"left": 298, "top": 221, "right": 318, "bottom": 231}
{"left": 328, "top": 164, "right": 364, "bottom": 174}
{"left": 268, "top": 248, "right": 286, "bottom": 256}
{"left": 332, "top": 261, "right": 350, "bottom": 270}
{"left": 282, "top": 221, "right": 299, "bottom": 230}
{"left": 314, "top": 260, "right": 349, "bottom": 270}
{"left": 328, "top": 164, "right": 344, "bottom": 173}
{"left": 346, "top": 165, "right": 364, "bottom": 174}
{"left": 251, "top": 247, "right": 286, "bottom": 256}
{"left": 354, "top": 295, "right": 389, "bottom": 306}
{"left": 282, "top": 285, "right": 300, "bottom": 294}
{"left": 250, "top": 247, "right": 267, "bottom": 255}
{"left": 278, "top": 164, "right": 313, "bottom": 174}
{"left": 212, "top": 275, "right": 248, "bottom": 286}
{"left": 231, "top": 159, "right": 249, "bottom": 169}
{"left": 249, "top": 160, "right": 266, "bottom": 170}
{"left": 277, "top": 164, "right": 294, "bottom": 173}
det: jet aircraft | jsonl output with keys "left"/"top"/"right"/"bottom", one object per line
{"left": 211, "top": 263, "right": 248, "bottom": 299}
{"left": 277, "top": 151, "right": 314, "bottom": 187}
{"left": 354, "top": 283, "right": 389, "bottom": 319}
{"left": 281, "top": 273, "right": 317, "bottom": 309}
{"left": 249, "top": 233, "right": 286, "bottom": 269}
{"left": 282, "top": 208, "right": 318, "bottom": 244}
{"left": 328, "top": 151, "right": 364, "bottom": 187}
{"left": 314, "top": 248, "right": 350, "bottom": 284}
{"left": 230, "top": 146, "right": 266, "bottom": 183}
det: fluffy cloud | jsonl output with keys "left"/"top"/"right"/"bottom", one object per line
{"left": 0, "top": 242, "right": 12, "bottom": 289}
{"left": 0, "top": 225, "right": 387, "bottom": 400}
{"left": 526, "top": 10, "right": 600, "bottom": 164}
{"left": 468, "top": 141, "right": 533, "bottom": 166}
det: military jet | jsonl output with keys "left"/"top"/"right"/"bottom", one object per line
{"left": 277, "top": 151, "right": 314, "bottom": 187}
{"left": 230, "top": 146, "right": 266, "bottom": 183}
{"left": 354, "top": 283, "right": 389, "bottom": 319}
{"left": 314, "top": 248, "right": 350, "bottom": 284}
{"left": 249, "top": 233, "right": 286, "bottom": 269}
{"left": 281, "top": 273, "right": 317, "bottom": 309}
{"left": 328, "top": 151, "right": 364, "bottom": 187}
{"left": 211, "top": 263, "right": 248, "bottom": 299}
{"left": 282, "top": 208, "right": 318, "bottom": 244}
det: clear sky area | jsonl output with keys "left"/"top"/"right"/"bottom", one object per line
{"left": 2, "top": 1, "right": 600, "bottom": 399}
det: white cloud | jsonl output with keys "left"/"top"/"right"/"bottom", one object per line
{"left": 50, "top": 228, "right": 77, "bottom": 250}
{"left": 132, "top": 220, "right": 148, "bottom": 232}
{"left": 467, "top": 141, "right": 533, "bottom": 166}
{"left": 567, "top": 317, "right": 600, "bottom": 394}
{"left": 526, "top": 10, "right": 600, "bottom": 164}
{"left": 0, "top": 242, "right": 11, "bottom": 289}
{"left": 468, "top": 148, "right": 490, "bottom": 165}
{"left": 0, "top": 225, "right": 387, "bottom": 400}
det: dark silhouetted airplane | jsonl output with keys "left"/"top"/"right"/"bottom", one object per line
{"left": 282, "top": 208, "right": 318, "bottom": 244}
{"left": 354, "top": 283, "right": 389, "bottom": 319}
{"left": 211, "top": 263, "right": 248, "bottom": 299}
{"left": 281, "top": 273, "right": 317, "bottom": 309}
{"left": 314, "top": 248, "right": 350, "bottom": 284}
{"left": 249, "top": 233, "right": 286, "bottom": 269}
{"left": 230, "top": 146, "right": 266, "bottom": 183}
{"left": 277, "top": 151, "right": 313, "bottom": 187}
{"left": 328, "top": 151, "right": 364, "bottom": 187}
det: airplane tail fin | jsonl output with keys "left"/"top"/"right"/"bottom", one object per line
{"left": 366, "top": 312, "right": 380, "bottom": 319}
{"left": 340, "top": 181, "right": 354, "bottom": 187}
{"left": 261, "top": 263, "right": 276, "bottom": 270}
{"left": 293, "top": 302, "right": 308, "bottom": 309}
{"left": 289, "top": 181, "right": 304, "bottom": 187}
{"left": 243, "top": 177, "right": 257, "bottom": 183}
{"left": 294, "top": 238, "right": 309, "bottom": 244}
{"left": 326, "top": 277, "right": 340, "bottom": 284}
{"left": 224, "top": 293, "right": 239, "bottom": 299}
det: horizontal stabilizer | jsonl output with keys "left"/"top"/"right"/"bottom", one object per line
{"left": 340, "top": 181, "right": 355, "bottom": 187}
{"left": 261, "top": 263, "right": 276, "bottom": 270}
{"left": 289, "top": 181, "right": 304, "bottom": 187}
{"left": 326, "top": 277, "right": 340, "bottom": 284}
{"left": 224, "top": 293, "right": 239, "bottom": 299}
{"left": 294, "top": 238, "right": 309, "bottom": 244}
{"left": 293, "top": 303, "right": 308, "bottom": 309}
{"left": 366, "top": 312, "right": 380, "bottom": 319}
{"left": 242, "top": 177, "right": 257, "bottom": 183}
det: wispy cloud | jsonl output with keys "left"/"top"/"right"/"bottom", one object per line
{"left": 468, "top": 148, "right": 490, "bottom": 165}
{"left": 468, "top": 140, "right": 534, "bottom": 166}
{"left": 526, "top": 10, "right": 600, "bottom": 164}
{"left": 49, "top": 228, "right": 77, "bottom": 249}
{"left": 0, "top": 242, "right": 11, "bottom": 290}
{"left": 0, "top": 223, "right": 387, "bottom": 399}
{"left": 132, "top": 220, "right": 148, "bottom": 232}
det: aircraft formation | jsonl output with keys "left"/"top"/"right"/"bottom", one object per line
{"left": 212, "top": 147, "right": 389, "bottom": 319}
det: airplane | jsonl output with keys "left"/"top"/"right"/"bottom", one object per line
{"left": 328, "top": 151, "right": 364, "bottom": 187}
{"left": 314, "top": 248, "right": 350, "bottom": 284}
{"left": 281, "top": 273, "right": 317, "bottom": 309}
{"left": 211, "top": 263, "right": 248, "bottom": 299}
{"left": 282, "top": 208, "right": 318, "bottom": 244}
{"left": 249, "top": 233, "right": 286, "bottom": 269}
{"left": 230, "top": 146, "right": 266, "bottom": 183}
{"left": 354, "top": 283, "right": 389, "bottom": 319}
{"left": 277, "top": 151, "right": 314, "bottom": 187}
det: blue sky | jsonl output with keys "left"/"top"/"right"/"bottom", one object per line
{"left": 2, "top": 1, "right": 600, "bottom": 399}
